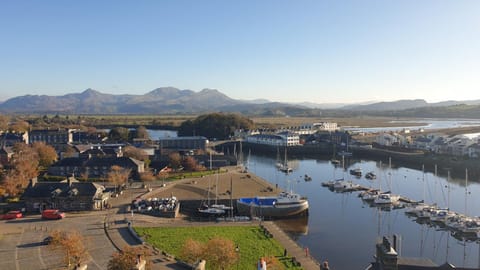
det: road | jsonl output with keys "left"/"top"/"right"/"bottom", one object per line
{"left": 0, "top": 212, "right": 114, "bottom": 270}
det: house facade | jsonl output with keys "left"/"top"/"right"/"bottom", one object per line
{"left": 21, "top": 177, "right": 110, "bottom": 212}
{"left": 157, "top": 136, "right": 207, "bottom": 151}
{"left": 48, "top": 156, "right": 144, "bottom": 179}
{"left": 29, "top": 129, "right": 74, "bottom": 145}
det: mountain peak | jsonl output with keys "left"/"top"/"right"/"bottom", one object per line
{"left": 81, "top": 88, "right": 101, "bottom": 96}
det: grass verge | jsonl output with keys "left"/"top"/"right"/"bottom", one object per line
{"left": 135, "top": 225, "right": 303, "bottom": 270}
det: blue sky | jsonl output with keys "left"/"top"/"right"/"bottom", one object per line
{"left": 1, "top": 1, "right": 479, "bottom": 104}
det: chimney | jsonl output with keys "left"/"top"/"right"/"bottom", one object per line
{"left": 31, "top": 177, "right": 38, "bottom": 187}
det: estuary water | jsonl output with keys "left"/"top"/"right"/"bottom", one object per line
{"left": 245, "top": 154, "right": 480, "bottom": 269}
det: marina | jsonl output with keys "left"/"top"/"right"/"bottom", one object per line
{"left": 244, "top": 153, "right": 480, "bottom": 269}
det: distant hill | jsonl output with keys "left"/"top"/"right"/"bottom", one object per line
{"left": 340, "top": 99, "right": 480, "bottom": 111}
{"left": 0, "top": 87, "right": 268, "bottom": 114}
{"left": 1, "top": 88, "right": 480, "bottom": 118}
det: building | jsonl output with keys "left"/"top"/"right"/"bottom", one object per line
{"left": 0, "top": 146, "right": 14, "bottom": 166}
{"left": 157, "top": 136, "right": 207, "bottom": 151}
{"left": 48, "top": 156, "right": 144, "bottom": 179}
{"left": 312, "top": 122, "right": 338, "bottom": 132}
{"left": 29, "top": 129, "right": 74, "bottom": 145}
{"left": 0, "top": 132, "right": 29, "bottom": 146}
{"left": 246, "top": 132, "right": 300, "bottom": 146}
{"left": 22, "top": 177, "right": 110, "bottom": 212}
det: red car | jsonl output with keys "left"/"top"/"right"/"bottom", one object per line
{"left": 2, "top": 210, "right": 23, "bottom": 220}
{"left": 41, "top": 209, "right": 65, "bottom": 220}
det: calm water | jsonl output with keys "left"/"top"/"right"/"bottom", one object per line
{"left": 147, "top": 129, "right": 177, "bottom": 139}
{"left": 345, "top": 118, "right": 480, "bottom": 133}
{"left": 245, "top": 154, "right": 480, "bottom": 269}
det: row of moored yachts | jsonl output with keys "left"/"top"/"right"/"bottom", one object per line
{"left": 322, "top": 179, "right": 480, "bottom": 241}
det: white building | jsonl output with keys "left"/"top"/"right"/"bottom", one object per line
{"left": 246, "top": 132, "right": 300, "bottom": 147}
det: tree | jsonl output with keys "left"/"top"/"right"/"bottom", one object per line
{"left": 49, "top": 229, "right": 87, "bottom": 268}
{"left": 108, "top": 127, "right": 130, "bottom": 142}
{"left": 182, "top": 156, "right": 198, "bottom": 171}
{"left": 9, "top": 119, "right": 30, "bottom": 133}
{"left": 135, "top": 126, "right": 150, "bottom": 140}
{"left": 32, "top": 142, "right": 58, "bottom": 169}
{"left": 168, "top": 152, "right": 182, "bottom": 170}
{"left": 178, "top": 113, "right": 254, "bottom": 140}
{"left": 123, "top": 146, "right": 148, "bottom": 161}
{"left": 202, "top": 237, "right": 239, "bottom": 270}
{"left": 180, "top": 238, "right": 204, "bottom": 264}
{"left": 107, "top": 165, "right": 131, "bottom": 192}
{"left": 108, "top": 245, "right": 151, "bottom": 270}
{"left": 1, "top": 172, "right": 22, "bottom": 196}
{"left": 11, "top": 143, "right": 39, "bottom": 184}
{"left": 0, "top": 114, "right": 9, "bottom": 131}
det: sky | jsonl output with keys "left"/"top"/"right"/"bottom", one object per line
{"left": 1, "top": 1, "right": 480, "bottom": 104}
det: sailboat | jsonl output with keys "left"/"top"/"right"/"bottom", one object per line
{"left": 278, "top": 147, "right": 293, "bottom": 173}
{"left": 373, "top": 158, "right": 400, "bottom": 205}
{"left": 198, "top": 175, "right": 226, "bottom": 215}
{"left": 331, "top": 144, "right": 340, "bottom": 165}
{"left": 210, "top": 172, "right": 233, "bottom": 211}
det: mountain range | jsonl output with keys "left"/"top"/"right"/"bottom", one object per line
{"left": 1, "top": 87, "right": 480, "bottom": 116}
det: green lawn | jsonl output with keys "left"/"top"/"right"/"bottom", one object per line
{"left": 134, "top": 225, "right": 303, "bottom": 270}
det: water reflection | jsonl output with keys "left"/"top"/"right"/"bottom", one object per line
{"left": 275, "top": 216, "right": 309, "bottom": 237}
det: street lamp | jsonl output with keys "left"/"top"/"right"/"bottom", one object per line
{"left": 235, "top": 245, "right": 240, "bottom": 270}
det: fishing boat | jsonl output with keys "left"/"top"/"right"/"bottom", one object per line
{"left": 236, "top": 191, "right": 309, "bottom": 218}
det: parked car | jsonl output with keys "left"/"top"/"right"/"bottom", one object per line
{"left": 41, "top": 209, "right": 65, "bottom": 220}
{"left": 2, "top": 210, "right": 23, "bottom": 220}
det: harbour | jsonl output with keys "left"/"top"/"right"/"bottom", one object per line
{"left": 244, "top": 153, "right": 480, "bottom": 269}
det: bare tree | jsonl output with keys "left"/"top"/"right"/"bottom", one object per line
{"left": 180, "top": 237, "right": 238, "bottom": 270}
{"left": 203, "top": 237, "right": 239, "bottom": 270}
{"left": 168, "top": 152, "right": 182, "bottom": 170}
{"left": 108, "top": 245, "right": 151, "bottom": 270}
{"left": 107, "top": 165, "right": 131, "bottom": 193}
{"left": 182, "top": 156, "right": 198, "bottom": 171}
{"left": 123, "top": 146, "right": 148, "bottom": 161}
{"left": 180, "top": 238, "right": 204, "bottom": 264}
{"left": 49, "top": 229, "right": 87, "bottom": 268}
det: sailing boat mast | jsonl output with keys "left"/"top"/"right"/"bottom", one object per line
{"left": 465, "top": 168, "right": 468, "bottom": 216}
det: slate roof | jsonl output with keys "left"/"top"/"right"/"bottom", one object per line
{"left": 22, "top": 178, "right": 104, "bottom": 199}
{"left": 50, "top": 157, "right": 143, "bottom": 169}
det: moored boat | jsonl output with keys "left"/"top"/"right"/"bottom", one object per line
{"left": 349, "top": 168, "right": 362, "bottom": 177}
{"left": 236, "top": 191, "right": 309, "bottom": 218}
{"left": 365, "top": 171, "right": 376, "bottom": 180}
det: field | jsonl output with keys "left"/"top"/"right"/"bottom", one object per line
{"left": 134, "top": 226, "right": 303, "bottom": 270}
